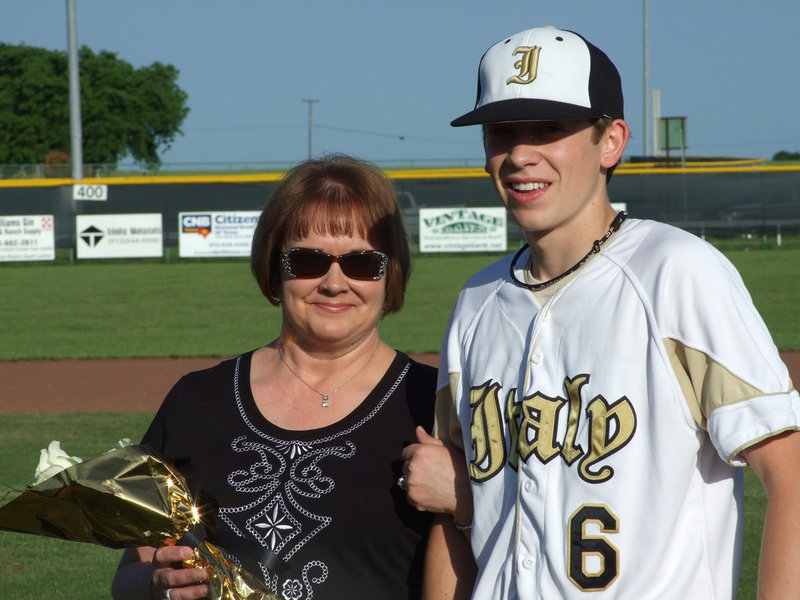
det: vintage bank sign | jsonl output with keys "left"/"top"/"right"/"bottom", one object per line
{"left": 419, "top": 207, "right": 507, "bottom": 253}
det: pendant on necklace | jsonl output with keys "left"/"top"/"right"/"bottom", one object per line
{"left": 321, "top": 395, "right": 330, "bottom": 408}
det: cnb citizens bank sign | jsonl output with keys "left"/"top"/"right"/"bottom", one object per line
{"left": 419, "top": 207, "right": 507, "bottom": 253}
{"left": 178, "top": 211, "right": 260, "bottom": 258}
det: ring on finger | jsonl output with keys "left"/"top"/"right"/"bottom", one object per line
{"left": 396, "top": 475, "right": 408, "bottom": 491}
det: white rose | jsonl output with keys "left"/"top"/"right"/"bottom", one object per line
{"left": 33, "top": 440, "right": 83, "bottom": 485}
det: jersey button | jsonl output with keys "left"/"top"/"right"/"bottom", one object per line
{"left": 523, "top": 480, "right": 535, "bottom": 493}
{"left": 531, "top": 351, "right": 543, "bottom": 365}
{"left": 522, "top": 557, "right": 535, "bottom": 570}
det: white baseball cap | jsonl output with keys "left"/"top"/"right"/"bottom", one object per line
{"left": 451, "top": 27, "right": 624, "bottom": 127}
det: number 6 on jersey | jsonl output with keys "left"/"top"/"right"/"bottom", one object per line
{"left": 568, "top": 504, "right": 619, "bottom": 591}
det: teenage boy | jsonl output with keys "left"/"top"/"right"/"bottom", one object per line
{"left": 409, "top": 26, "right": 800, "bottom": 599}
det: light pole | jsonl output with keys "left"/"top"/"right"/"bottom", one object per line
{"left": 66, "top": 0, "right": 83, "bottom": 179}
{"left": 302, "top": 99, "right": 319, "bottom": 159}
{"left": 643, "top": 0, "right": 650, "bottom": 158}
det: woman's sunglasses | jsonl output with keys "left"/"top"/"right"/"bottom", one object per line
{"left": 279, "top": 248, "right": 388, "bottom": 280}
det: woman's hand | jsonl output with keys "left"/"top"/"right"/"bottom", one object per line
{"left": 112, "top": 544, "right": 211, "bottom": 600}
{"left": 150, "top": 545, "right": 210, "bottom": 600}
{"left": 401, "top": 426, "right": 473, "bottom": 528}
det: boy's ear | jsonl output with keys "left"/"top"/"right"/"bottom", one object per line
{"left": 600, "top": 119, "right": 630, "bottom": 169}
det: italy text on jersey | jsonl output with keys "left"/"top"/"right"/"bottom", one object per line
{"left": 467, "top": 373, "right": 636, "bottom": 485}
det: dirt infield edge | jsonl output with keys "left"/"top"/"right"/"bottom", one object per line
{"left": 1, "top": 352, "right": 798, "bottom": 414}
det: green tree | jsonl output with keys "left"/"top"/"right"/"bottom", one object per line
{"left": 0, "top": 43, "right": 189, "bottom": 167}
{"left": 772, "top": 150, "right": 800, "bottom": 161}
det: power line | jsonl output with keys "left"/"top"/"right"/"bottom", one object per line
{"left": 314, "top": 124, "right": 475, "bottom": 146}
{"left": 183, "top": 121, "right": 478, "bottom": 147}
{"left": 314, "top": 124, "right": 404, "bottom": 140}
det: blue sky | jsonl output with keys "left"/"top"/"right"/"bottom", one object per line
{"left": 3, "top": 0, "right": 799, "bottom": 167}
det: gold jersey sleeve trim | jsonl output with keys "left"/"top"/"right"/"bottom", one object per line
{"left": 433, "top": 373, "right": 465, "bottom": 451}
{"left": 664, "top": 338, "right": 794, "bottom": 429}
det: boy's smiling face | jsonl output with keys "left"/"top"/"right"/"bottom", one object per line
{"left": 483, "top": 119, "right": 627, "bottom": 244}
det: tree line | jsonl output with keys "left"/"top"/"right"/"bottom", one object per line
{"left": 773, "top": 150, "right": 800, "bottom": 161}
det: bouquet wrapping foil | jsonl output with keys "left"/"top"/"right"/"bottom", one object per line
{"left": 0, "top": 444, "right": 277, "bottom": 600}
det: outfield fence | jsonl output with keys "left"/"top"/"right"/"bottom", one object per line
{"left": 0, "top": 163, "right": 799, "bottom": 253}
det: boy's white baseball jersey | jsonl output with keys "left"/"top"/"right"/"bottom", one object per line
{"left": 436, "top": 218, "right": 800, "bottom": 599}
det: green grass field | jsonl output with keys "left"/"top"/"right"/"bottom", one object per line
{"left": 0, "top": 414, "right": 153, "bottom": 600}
{"left": 1, "top": 247, "right": 797, "bottom": 598}
{"left": 1, "top": 247, "right": 798, "bottom": 360}
{"left": 0, "top": 415, "right": 769, "bottom": 599}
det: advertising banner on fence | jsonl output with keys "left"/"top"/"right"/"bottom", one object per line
{"left": 178, "top": 211, "right": 261, "bottom": 258}
{"left": 76, "top": 214, "right": 163, "bottom": 259}
{"left": 0, "top": 215, "right": 55, "bottom": 262}
{"left": 419, "top": 207, "right": 507, "bottom": 253}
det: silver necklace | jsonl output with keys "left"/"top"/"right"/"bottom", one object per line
{"left": 509, "top": 211, "right": 628, "bottom": 290}
{"left": 278, "top": 342, "right": 379, "bottom": 407}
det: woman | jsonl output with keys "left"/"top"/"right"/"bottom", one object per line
{"left": 112, "top": 154, "right": 437, "bottom": 600}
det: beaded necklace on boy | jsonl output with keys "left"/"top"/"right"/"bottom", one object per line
{"left": 509, "top": 211, "right": 628, "bottom": 291}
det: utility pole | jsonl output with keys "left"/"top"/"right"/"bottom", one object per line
{"left": 66, "top": 0, "right": 83, "bottom": 179}
{"left": 643, "top": 0, "right": 651, "bottom": 158}
{"left": 302, "top": 99, "right": 319, "bottom": 159}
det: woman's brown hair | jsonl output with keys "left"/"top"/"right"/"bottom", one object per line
{"left": 250, "top": 154, "right": 411, "bottom": 316}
